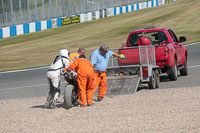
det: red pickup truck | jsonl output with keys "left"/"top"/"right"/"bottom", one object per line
{"left": 118, "top": 27, "right": 188, "bottom": 81}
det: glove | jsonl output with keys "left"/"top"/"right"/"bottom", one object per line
{"left": 120, "top": 54, "right": 125, "bottom": 59}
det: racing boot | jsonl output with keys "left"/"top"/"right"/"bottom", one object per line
{"left": 49, "top": 91, "right": 60, "bottom": 109}
{"left": 45, "top": 94, "right": 52, "bottom": 108}
{"left": 49, "top": 99, "right": 56, "bottom": 109}
{"left": 53, "top": 91, "right": 60, "bottom": 103}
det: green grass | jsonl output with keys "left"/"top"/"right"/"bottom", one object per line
{"left": 0, "top": 0, "right": 200, "bottom": 72}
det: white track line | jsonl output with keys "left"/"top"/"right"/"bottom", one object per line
{"left": 0, "top": 84, "right": 47, "bottom": 91}
{"left": 0, "top": 81, "right": 66, "bottom": 91}
{"left": 188, "top": 65, "right": 200, "bottom": 68}
{"left": 0, "top": 66, "right": 48, "bottom": 74}
{"left": 1, "top": 65, "right": 200, "bottom": 91}
{"left": 185, "top": 42, "right": 200, "bottom": 46}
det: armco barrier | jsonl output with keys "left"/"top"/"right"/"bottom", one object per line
{"left": 0, "top": 0, "right": 175, "bottom": 39}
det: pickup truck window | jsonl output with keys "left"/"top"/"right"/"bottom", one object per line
{"left": 128, "top": 31, "right": 167, "bottom": 46}
{"left": 168, "top": 30, "right": 178, "bottom": 42}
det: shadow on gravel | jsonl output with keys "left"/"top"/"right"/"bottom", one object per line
{"left": 137, "top": 85, "right": 149, "bottom": 92}
{"left": 31, "top": 101, "right": 64, "bottom": 109}
{"left": 31, "top": 105, "right": 46, "bottom": 109}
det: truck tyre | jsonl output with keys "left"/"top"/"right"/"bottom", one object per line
{"left": 63, "top": 85, "right": 75, "bottom": 109}
{"left": 180, "top": 56, "right": 188, "bottom": 76}
{"left": 155, "top": 69, "right": 160, "bottom": 88}
{"left": 168, "top": 59, "right": 178, "bottom": 81}
{"left": 148, "top": 70, "right": 156, "bottom": 89}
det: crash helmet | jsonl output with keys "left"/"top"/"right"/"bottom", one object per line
{"left": 59, "top": 49, "right": 70, "bottom": 58}
{"left": 137, "top": 37, "right": 152, "bottom": 46}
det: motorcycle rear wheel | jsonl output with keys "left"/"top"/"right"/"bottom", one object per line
{"left": 63, "top": 85, "right": 77, "bottom": 109}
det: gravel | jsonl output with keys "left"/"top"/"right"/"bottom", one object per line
{"left": 0, "top": 86, "right": 200, "bottom": 133}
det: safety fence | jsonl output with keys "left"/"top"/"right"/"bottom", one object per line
{"left": 0, "top": 0, "right": 150, "bottom": 27}
{"left": 0, "top": 0, "right": 176, "bottom": 39}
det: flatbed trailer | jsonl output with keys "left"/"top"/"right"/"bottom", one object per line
{"left": 106, "top": 46, "right": 160, "bottom": 96}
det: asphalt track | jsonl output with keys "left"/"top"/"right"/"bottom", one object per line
{"left": 0, "top": 43, "right": 200, "bottom": 100}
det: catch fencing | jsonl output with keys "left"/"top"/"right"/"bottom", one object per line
{"left": 0, "top": 0, "right": 148, "bottom": 27}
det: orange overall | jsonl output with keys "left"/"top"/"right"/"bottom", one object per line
{"left": 93, "top": 70, "right": 107, "bottom": 98}
{"left": 68, "top": 58, "right": 95, "bottom": 106}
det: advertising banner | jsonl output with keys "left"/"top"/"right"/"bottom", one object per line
{"left": 62, "top": 15, "right": 80, "bottom": 26}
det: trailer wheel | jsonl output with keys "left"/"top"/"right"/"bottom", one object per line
{"left": 148, "top": 70, "right": 156, "bottom": 89}
{"left": 155, "top": 69, "right": 160, "bottom": 88}
{"left": 168, "top": 59, "right": 178, "bottom": 81}
{"left": 63, "top": 85, "right": 76, "bottom": 109}
{"left": 180, "top": 56, "right": 188, "bottom": 76}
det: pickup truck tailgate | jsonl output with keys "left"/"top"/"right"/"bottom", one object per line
{"left": 155, "top": 46, "right": 166, "bottom": 62}
{"left": 118, "top": 48, "right": 140, "bottom": 65}
{"left": 118, "top": 46, "right": 156, "bottom": 66}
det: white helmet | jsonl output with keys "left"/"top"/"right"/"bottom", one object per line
{"left": 59, "top": 49, "right": 70, "bottom": 58}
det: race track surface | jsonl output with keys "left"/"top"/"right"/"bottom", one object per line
{"left": 0, "top": 43, "right": 200, "bottom": 133}
{"left": 0, "top": 43, "right": 200, "bottom": 99}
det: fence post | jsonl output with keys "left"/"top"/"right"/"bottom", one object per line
{"left": 27, "top": 0, "right": 31, "bottom": 22}
{"left": 19, "top": 0, "right": 23, "bottom": 24}
{"left": 62, "top": 0, "right": 66, "bottom": 16}
{"left": 84, "top": 0, "right": 88, "bottom": 12}
{"left": 35, "top": 0, "right": 38, "bottom": 21}
{"left": 79, "top": 0, "right": 82, "bottom": 13}
{"left": 10, "top": 0, "right": 14, "bottom": 26}
{"left": 68, "top": 0, "right": 71, "bottom": 15}
{"left": 1, "top": 0, "right": 5, "bottom": 25}
{"left": 49, "top": 0, "right": 52, "bottom": 18}
{"left": 56, "top": 0, "right": 58, "bottom": 17}
{"left": 95, "top": 0, "right": 97, "bottom": 10}
{"left": 42, "top": 0, "right": 45, "bottom": 20}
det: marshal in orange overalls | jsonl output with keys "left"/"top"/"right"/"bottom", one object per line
{"left": 67, "top": 58, "right": 95, "bottom": 106}
{"left": 69, "top": 52, "right": 79, "bottom": 65}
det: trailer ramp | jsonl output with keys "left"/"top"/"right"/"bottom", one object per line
{"left": 106, "top": 66, "right": 140, "bottom": 95}
{"left": 107, "top": 75, "right": 140, "bottom": 95}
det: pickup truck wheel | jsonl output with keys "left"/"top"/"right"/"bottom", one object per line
{"left": 168, "top": 59, "right": 178, "bottom": 81}
{"left": 155, "top": 69, "right": 160, "bottom": 88}
{"left": 180, "top": 56, "right": 188, "bottom": 76}
{"left": 148, "top": 70, "right": 156, "bottom": 89}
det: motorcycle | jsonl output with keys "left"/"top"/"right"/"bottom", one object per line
{"left": 63, "top": 71, "right": 79, "bottom": 109}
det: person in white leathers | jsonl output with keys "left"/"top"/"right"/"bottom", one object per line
{"left": 45, "top": 49, "right": 70, "bottom": 109}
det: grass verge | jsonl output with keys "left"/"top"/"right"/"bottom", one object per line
{"left": 0, "top": 0, "right": 200, "bottom": 71}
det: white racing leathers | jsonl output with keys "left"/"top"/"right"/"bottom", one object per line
{"left": 45, "top": 56, "right": 69, "bottom": 108}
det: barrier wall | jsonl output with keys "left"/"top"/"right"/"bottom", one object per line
{"left": 0, "top": 0, "right": 172, "bottom": 39}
